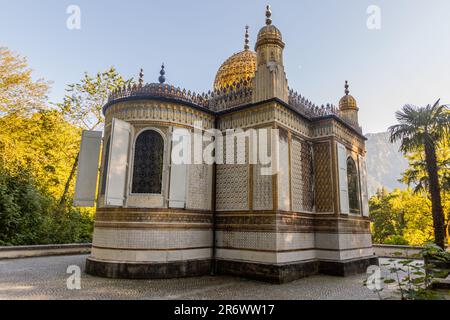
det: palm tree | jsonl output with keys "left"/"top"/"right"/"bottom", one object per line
{"left": 389, "top": 99, "right": 450, "bottom": 249}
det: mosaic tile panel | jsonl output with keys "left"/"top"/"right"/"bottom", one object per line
{"left": 278, "top": 130, "right": 290, "bottom": 211}
{"left": 313, "top": 142, "right": 334, "bottom": 213}
{"left": 187, "top": 164, "right": 212, "bottom": 210}
{"left": 291, "top": 138, "right": 303, "bottom": 212}
{"left": 216, "top": 133, "right": 250, "bottom": 211}
{"left": 301, "top": 140, "right": 314, "bottom": 212}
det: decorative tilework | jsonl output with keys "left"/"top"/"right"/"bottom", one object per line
{"left": 253, "top": 127, "right": 273, "bottom": 210}
{"left": 216, "top": 164, "right": 249, "bottom": 211}
{"left": 93, "top": 228, "right": 212, "bottom": 249}
{"left": 253, "top": 165, "right": 273, "bottom": 210}
{"left": 187, "top": 164, "right": 212, "bottom": 210}
{"left": 291, "top": 138, "right": 303, "bottom": 212}
{"left": 301, "top": 140, "right": 314, "bottom": 212}
{"left": 216, "top": 134, "right": 250, "bottom": 211}
{"left": 313, "top": 142, "right": 334, "bottom": 213}
{"left": 291, "top": 137, "right": 314, "bottom": 212}
{"left": 278, "top": 130, "right": 290, "bottom": 211}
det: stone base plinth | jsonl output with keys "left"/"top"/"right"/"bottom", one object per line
{"left": 216, "top": 256, "right": 379, "bottom": 284}
{"left": 85, "top": 256, "right": 379, "bottom": 283}
{"left": 216, "top": 259, "right": 319, "bottom": 284}
{"left": 85, "top": 257, "right": 212, "bottom": 279}
{"left": 319, "top": 256, "right": 379, "bottom": 277}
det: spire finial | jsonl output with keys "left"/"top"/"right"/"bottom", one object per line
{"left": 265, "top": 5, "right": 272, "bottom": 25}
{"left": 158, "top": 63, "right": 166, "bottom": 84}
{"left": 139, "top": 68, "right": 144, "bottom": 86}
{"left": 344, "top": 80, "right": 349, "bottom": 95}
{"left": 244, "top": 25, "right": 250, "bottom": 50}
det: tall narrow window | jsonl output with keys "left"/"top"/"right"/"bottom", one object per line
{"left": 100, "top": 138, "right": 110, "bottom": 195}
{"left": 347, "top": 157, "right": 360, "bottom": 214}
{"left": 132, "top": 130, "right": 164, "bottom": 194}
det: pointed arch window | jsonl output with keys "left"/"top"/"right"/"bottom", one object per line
{"left": 131, "top": 130, "right": 164, "bottom": 194}
{"left": 347, "top": 157, "right": 361, "bottom": 214}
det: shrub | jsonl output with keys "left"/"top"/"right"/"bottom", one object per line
{"left": 384, "top": 235, "right": 409, "bottom": 245}
{"left": 0, "top": 168, "right": 93, "bottom": 246}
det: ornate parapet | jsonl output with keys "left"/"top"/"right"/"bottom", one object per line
{"left": 288, "top": 89, "right": 362, "bottom": 134}
{"left": 105, "top": 83, "right": 363, "bottom": 135}
{"left": 208, "top": 87, "right": 253, "bottom": 112}
{"left": 107, "top": 80, "right": 254, "bottom": 114}
{"left": 107, "top": 83, "right": 210, "bottom": 113}
{"left": 288, "top": 89, "right": 338, "bottom": 118}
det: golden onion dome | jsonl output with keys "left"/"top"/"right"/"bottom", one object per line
{"left": 213, "top": 27, "right": 257, "bottom": 91}
{"left": 339, "top": 81, "right": 358, "bottom": 110}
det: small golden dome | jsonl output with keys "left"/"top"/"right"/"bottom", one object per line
{"left": 339, "top": 81, "right": 358, "bottom": 110}
{"left": 213, "top": 49, "right": 257, "bottom": 91}
{"left": 255, "top": 5, "right": 284, "bottom": 50}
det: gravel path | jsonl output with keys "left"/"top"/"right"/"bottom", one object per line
{"left": 0, "top": 255, "right": 395, "bottom": 300}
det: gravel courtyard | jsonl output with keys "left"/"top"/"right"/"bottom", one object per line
{"left": 0, "top": 254, "right": 396, "bottom": 300}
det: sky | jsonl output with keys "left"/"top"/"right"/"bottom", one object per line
{"left": 1, "top": 0, "right": 449, "bottom": 133}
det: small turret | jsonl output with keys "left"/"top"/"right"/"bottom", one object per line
{"left": 339, "top": 81, "right": 359, "bottom": 125}
{"left": 252, "top": 5, "right": 289, "bottom": 103}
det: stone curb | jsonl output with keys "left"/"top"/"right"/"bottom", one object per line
{"left": 0, "top": 243, "right": 92, "bottom": 259}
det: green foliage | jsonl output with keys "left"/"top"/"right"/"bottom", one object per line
{"left": 0, "top": 47, "right": 50, "bottom": 116}
{"left": 57, "top": 66, "right": 132, "bottom": 130}
{"left": 384, "top": 235, "right": 409, "bottom": 245}
{"left": 0, "top": 110, "right": 81, "bottom": 198}
{"left": 0, "top": 169, "right": 49, "bottom": 245}
{"left": 370, "top": 188, "right": 436, "bottom": 245}
{"left": 421, "top": 243, "right": 450, "bottom": 263}
{"left": 0, "top": 46, "right": 96, "bottom": 246}
{"left": 388, "top": 100, "right": 449, "bottom": 248}
{"left": 389, "top": 100, "right": 449, "bottom": 154}
{"left": 0, "top": 167, "right": 93, "bottom": 245}
{"left": 401, "top": 141, "right": 450, "bottom": 194}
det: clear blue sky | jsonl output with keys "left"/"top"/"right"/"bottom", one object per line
{"left": 1, "top": 0, "right": 449, "bottom": 133}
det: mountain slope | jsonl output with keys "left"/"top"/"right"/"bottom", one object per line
{"left": 365, "top": 132, "right": 408, "bottom": 196}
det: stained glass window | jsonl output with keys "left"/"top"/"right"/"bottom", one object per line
{"left": 100, "top": 138, "right": 110, "bottom": 195}
{"left": 347, "top": 157, "right": 360, "bottom": 214}
{"left": 132, "top": 130, "right": 164, "bottom": 194}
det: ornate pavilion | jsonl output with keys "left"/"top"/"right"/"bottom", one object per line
{"left": 74, "top": 6, "right": 377, "bottom": 283}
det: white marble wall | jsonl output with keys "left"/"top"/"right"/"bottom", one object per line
{"left": 91, "top": 228, "right": 213, "bottom": 263}
{"left": 91, "top": 247, "right": 212, "bottom": 263}
{"left": 215, "top": 230, "right": 374, "bottom": 264}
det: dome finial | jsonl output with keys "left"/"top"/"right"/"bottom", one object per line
{"left": 244, "top": 25, "right": 250, "bottom": 50}
{"left": 158, "top": 63, "right": 166, "bottom": 84}
{"left": 139, "top": 68, "right": 144, "bottom": 86}
{"left": 344, "top": 80, "right": 350, "bottom": 95}
{"left": 265, "top": 5, "right": 272, "bottom": 25}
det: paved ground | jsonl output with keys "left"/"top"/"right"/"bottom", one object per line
{"left": 0, "top": 255, "right": 399, "bottom": 300}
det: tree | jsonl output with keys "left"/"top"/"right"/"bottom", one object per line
{"left": 401, "top": 139, "right": 450, "bottom": 242}
{"left": 0, "top": 47, "right": 50, "bottom": 116}
{"left": 389, "top": 100, "right": 450, "bottom": 248}
{"left": 369, "top": 188, "right": 436, "bottom": 246}
{"left": 56, "top": 67, "right": 132, "bottom": 205}
{"left": 0, "top": 110, "right": 80, "bottom": 198}
{"left": 0, "top": 166, "right": 93, "bottom": 246}
{"left": 0, "top": 47, "right": 94, "bottom": 245}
